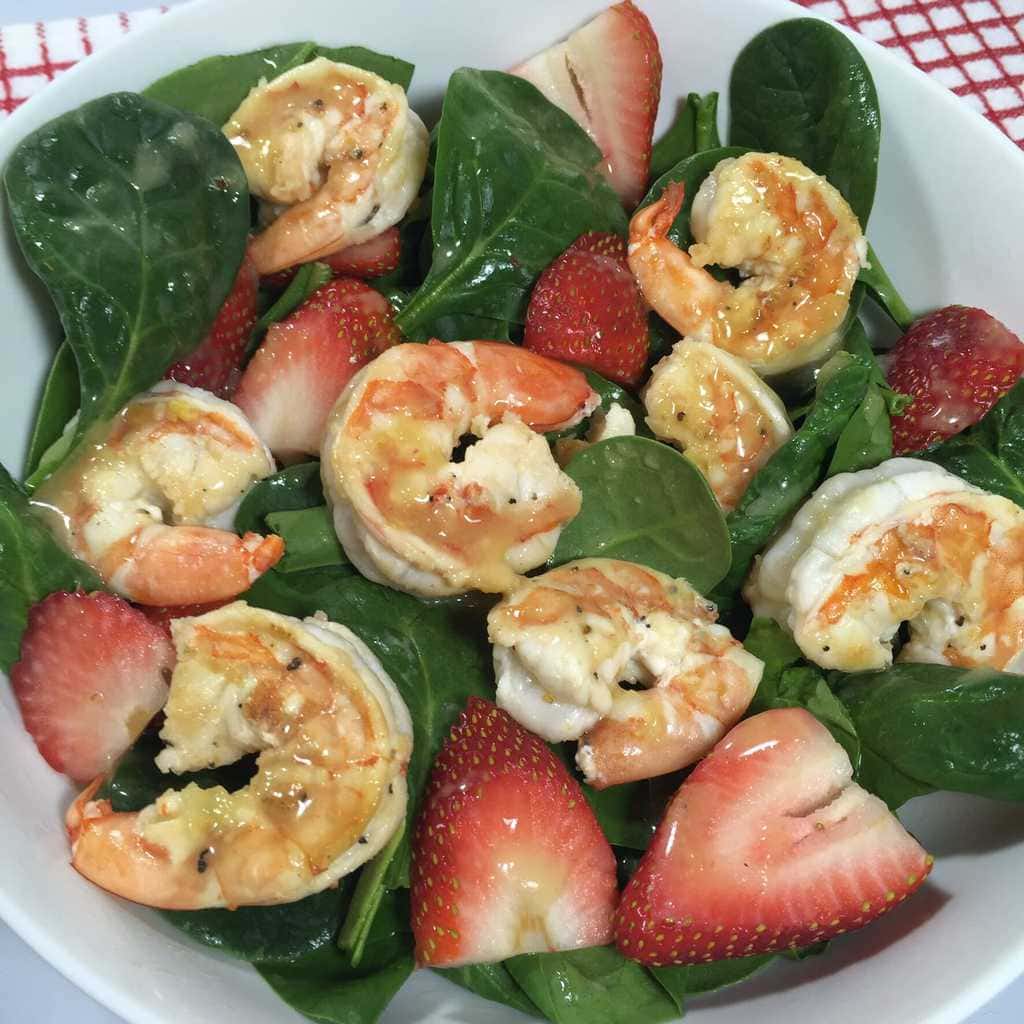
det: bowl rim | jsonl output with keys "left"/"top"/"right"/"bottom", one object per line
{"left": 1, "top": 1, "right": 1024, "bottom": 1023}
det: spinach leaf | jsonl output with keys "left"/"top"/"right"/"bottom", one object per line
{"left": 641, "top": 146, "right": 748, "bottom": 247}
{"left": 652, "top": 954, "right": 775, "bottom": 1008}
{"left": 920, "top": 378, "right": 1024, "bottom": 507}
{"left": 251, "top": 261, "right": 333, "bottom": 350}
{"left": 5, "top": 92, "right": 250, "bottom": 466}
{"left": 582, "top": 779, "right": 660, "bottom": 851}
{"left": 144, "top": 44, "right": 414, "bottom": 125}
{"left": 729, "top": 18, "right": 881, "bottom": 225}
{"left": 266, "top": 506, "right": 350, "bottom": 574}
{"left": 649, "top": 92, "right": 721, "bottom": 180}
{"left": 505, "top": 946, "right": 678, "bottom": 1024}
{"left": 438, "top": 963, "right": 541, "bottom": 1018}
{"left": 835, "top": 664, "right": 1024, "bottom": 802}
{"left": 25, "top": 341, "right": 78, "bottom": 484}
{"left": 395, "top": 70, "right": 626, "bottom": 340}
{"left": 234, "top": 462, "right": 325, "bottom": 535}
{"left": 0, "top": 463, "right": 104, "bottom": 670}
{"left": 338, "top": 825, "right": 405, "bottom": 967}
{"left": 710, "top": 357, "right": 873, "bottom": 607}
{"left": 551, "top": 436, "right": 731, "bottom": 594}
{"left": 859, "top": 243, "right": 914, "bottom": 331}
{"left": 548, "top": 369, "right": 649, "bottom": 444}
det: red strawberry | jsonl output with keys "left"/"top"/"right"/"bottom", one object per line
{"left": 615, "top": 708, "right": 933, "bottom": 967}
{"left": 887, "top": 305, "right": 1024, "bottom": 454}
{"left": 411, "top": 697, "right": 617, "bottom": 968}
{"left": 524, "top": 231, "right": 648, "bottom": 386}
{"left": 165, "top": 249, "right": 259, "bottom": 397}
{"left": 11, "top": 592, "right": 174, "bottom": 783}
{"left": 140, "top": 601, "right": 229, "bottom": 637}
{"left": 261, "top": 228, "right": 402, "bottom": 290}
{"left": 512, "top": 1, "right": 662, "bottom": 207}
{"left": 234, "top": 278, "right": 401, "bottom": 460}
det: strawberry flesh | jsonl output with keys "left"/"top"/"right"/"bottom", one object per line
{"left": 234, "top": 277, "right": 401, "bottom": 460}
{"left": 411, "top": 697, "right": 617, "bottom": 967}
{"left": 165, "top": 249, "right": 259, "bottom": 397}
{"left": 524, "top": 231, "right": 648, "bottom": 386}
{"left": 512, "top": 1, "right": 662, "bottom": 208}
{"left": 261, "top": 227, "right": 402, "bottom": 290}
{"left": 887, "top": 305, "right": 1024, "bottom": 454}
{"left": 11, "top": 591, "right": 174, "bottom": 782}
{"left": 615, "top": 708, "right": 933, "bottom": 966}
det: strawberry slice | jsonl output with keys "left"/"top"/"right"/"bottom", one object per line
{"left": 261, "top": 228, "right": 402, "bottom": 290}
{"left": 887, "top": 305, "right": 1024, "bottom": 454}
{"left": 524, "top": 231, "right": 648, "bottom": 386}
{"left": 512, "top": 1, "right": 662, "bottom": 208}
{"left": 234, "top": 278, "right": 401, "bottom": 460}
{"left": 139, "top": 600, "right": 229, "bottom": 636}
{"left": 11, "top": 591, "right": 174, "bottom": 783}
{"left": 616, "top": 708, "right": 933, "bottom": 966}
{"left": 411, "top": 697, "right": 617, "bottom": 967}
{"left": 165, "top": 249, "right": 259, "bottom": 397}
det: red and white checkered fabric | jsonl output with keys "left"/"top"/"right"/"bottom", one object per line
{"left": 0, "top": 1, "right": 1021, "bottom": 146}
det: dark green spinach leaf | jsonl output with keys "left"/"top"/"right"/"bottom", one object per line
{"left": 551, "top": 436, "right": 731, "bottom": 594}
{"left": 729, "top": 18, "right": 881, "bottom": 225}
{"left": 5, "top": 93, "right": 250, "bottom": 467}
{"left": 650, "top": 92, "right": 721, "bottom": 180}
{"left": 234, "top": 462, "right": 325, "bottom": 535}
{"left": 251, "top": 261, "right": 333, "bottom": 352}
{"left": 652, "top": 953, "right": 775, "bottom": 1009}
{"left": 835, "top": 664, "right": 1024, "bottom": 802}
{"left": 395, "top": 70, "right": 626, "bottom": 340}
{"left": 338, "top": 825, "right": 405, "bottom": 967}
{"left": 505, "top": 946, "right": 678, "bottom": 1024}
{"left": 144, "top": 44, "right": 414, "bottom": 125}
{"left": 266, "top": 506, "right": 350, "bottom": 574}
{"left": 438, "top": 962, "right": 541, "bottom": 1018}
{"left": 0, "top": 463, "right": 104, "bottom": 670}
{"left": 24, "top": 341, "right": 78, "bottom": 486}
{"left": 920, "top": 378, "right": 1024, "bottom": 507}
{"left": 859, "top": 243, "right": 914, "bottom": 331}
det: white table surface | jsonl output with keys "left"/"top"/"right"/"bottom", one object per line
{"left": 0, "top": 0, "right": 1022, "bottom": 1021}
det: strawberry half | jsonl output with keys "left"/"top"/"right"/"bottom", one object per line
{"left": 234, "top": 277, "right": 401, "bottom": 460}
{"left": 411, "top": 697, "right": 617, "bottom": 967}
{"left": 262, "top": 228, "right": 402, "bottom": 290}
{"left": 140, "top": 601, "right": 229, "bottom": 637}
{"left": 11, "top": 591, "right": 174, "bottom": 783}
{"left": 616, "top": 708, "right": 933, "bottom": 967}
{"left": 887, "top": 305, "right": 1024, "bottom": 454}
{"left": 165, "top": 249, "right": 259, "bottom": 397}
{"left": 524, "top": 231, "right": 648, "bottom": 386}
{"left": 512, "top": 1, "right": 662, "bottom": 208}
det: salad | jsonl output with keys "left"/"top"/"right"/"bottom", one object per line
{"left": 2, "top": 4, "right": 1024, "bottom": 1023}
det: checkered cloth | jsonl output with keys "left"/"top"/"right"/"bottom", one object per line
{"left": 0, "top": 1, "right": 1021, "bottom": 146}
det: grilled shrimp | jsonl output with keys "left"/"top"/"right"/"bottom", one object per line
{"left": 32, "top": 382, "right": 281, "bottom": 606}
{"left": 746, "top": 458, "right": 1024, "bottom": 672}
{"left": 321, "top": 341, "right": 599, "bottom": 598}
{"left": 628, "top": 153, "right": 867, "bottom": 377}
{"left": 644, "top": 340, "right": 792, "bottom": 510}
{"left": 226, "top": 58, "right": 429, "bottom": 275}
{"left": 67, "top": 602, "right": 412, "bottom": 909}
{"left": 487, "top": 558, "right": 763, "bottom": 788}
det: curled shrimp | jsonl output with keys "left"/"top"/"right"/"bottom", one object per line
{"left": 628, "top": 153, "right": 867, "bottom": 377}
{"left": 226, "top": 58, "right": 429, "bottom": 276}
{"left": 32, "top": 382, "right": 282, "bottom": 606}
{"left": 321, "top": 341, "right": 599, "bottom": 598}
{"left": 746, "top": 458, "right": 1024, "bottom": 672}
{"left": 644, "top": 340, "right": 792, "bottom": 511}
{"left": 487, "top": 558, "right": 763, "bottom": 788}
{"left": 67, "top": 602, "right": 412, "bottom": 909}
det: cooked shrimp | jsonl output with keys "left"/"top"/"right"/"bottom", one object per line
{"left": 32, "top": 382, "right": 282, "bottom": 606}
{"left": 67, "top": 602, "right": 412, "bottom": 909}
{"left": 321, "top": 341, "right": 599, "bottom": 598}
{"left": 487, "top": 558, "right": 763, "bottom": 788}
{"left": 628, "top": 153, "right": 867, "bottom": 376}
{"left": 645, "top": 340, "right": 792, "bottom": 510}
{"left": 746, "top": 458, "right": 1024, "bottom": 672}
{"left": 226, "top": 57, "right": 428, "bottom": 275}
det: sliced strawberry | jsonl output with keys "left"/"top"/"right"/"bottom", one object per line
{"left": 524, "top": 231, "right": 648, "bottom": 386}
{"left": 11, "top": 591, "right": 174, "bottom": 783}
{"left": 616, "top": 708, "right": 933, "bottom": 967}
{"left": 261, "top": 228, "right": 402, "bottom": 290}
{"left": 165, "top": 249, "right": 259, "bottom": 397}
{"left": 139, "top": 600, "right": 229, "bottom": 637}
{"left": 512, "top": 1, "right": 662, "bottom": 208}
{"left": 887, "top": 305, "right": 1024, "bottom": 454}
{"left": 411, "top": 697, "right": 617, "bottom": 967}
{"left": 234, "top": 278, "right": 401, "bottom": 460}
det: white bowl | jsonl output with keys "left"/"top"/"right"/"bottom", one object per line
{"left": 1, "top": 1, "right": 1023, "bottom": 1022}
